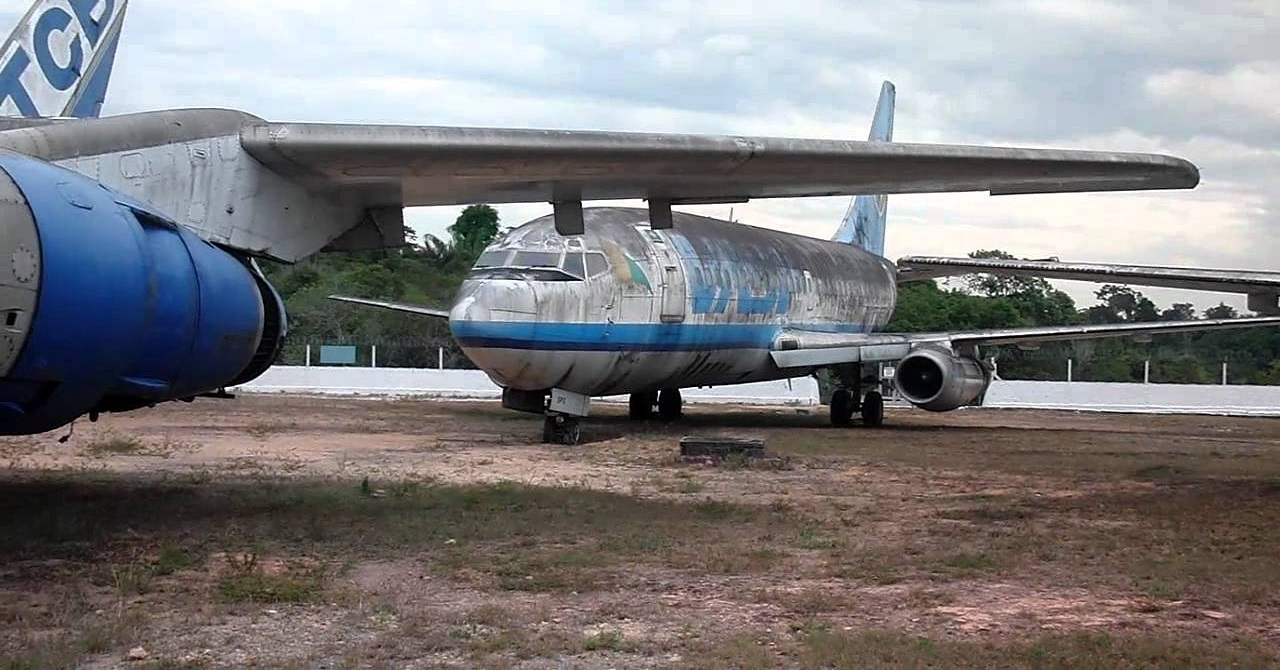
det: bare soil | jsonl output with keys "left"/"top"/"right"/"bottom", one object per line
{"left": 3, "top": 395, "right": 1280, "bottom": 668}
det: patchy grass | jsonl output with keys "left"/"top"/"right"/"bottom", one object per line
{"left": 796, "top": 628, "right": 1278, "bottom": 669}
{"left": 680, "top": 634, "right": 779, "bottom": 669}
{"left": 245, "top": 420, "right": 298, "bottom": 440}
{"left": 0, "top": 474, "right": 801, "bottom": 610}
{"left": 1, "top": 611, "right": 146, "bottom": 669}
{"left": 755, "top": 588, "right": 856, "bottom": 615}
{"left": 582, "top": 629, "right": 637, "bottom": 652}
{"left": 7, "top": 401, "right": 1280, "bottom": 667}
{"left": 216, "top": 553, "right": 328, "bottom": 604}
{"left": 79, "top": 434, "right": 188, "bottom": 459}
{"left": 80, "top": 434, "right": 149, "bottom": 456}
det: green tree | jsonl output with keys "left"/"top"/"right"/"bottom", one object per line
{"left": 1205, "top": 302, "right": 1239, "bottom": 320}
{"left": 1086, "top": 285, "right": 1159, "bottom": 323}
{"left": 1160, "top": 303, "right": 1197, "bottom": 321}
{"left": 448, "top": 204, "right": 500, "bottom": 263}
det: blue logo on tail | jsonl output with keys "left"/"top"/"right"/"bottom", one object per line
{"left": 0, "top": 0, "right": 119, "bottom": 118}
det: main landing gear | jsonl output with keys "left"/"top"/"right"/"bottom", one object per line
{"left": 829, "top": 365, "right": 886, "bottom": 428}
{"left": 628, "top": 389, "right": 682, "bottom": 421}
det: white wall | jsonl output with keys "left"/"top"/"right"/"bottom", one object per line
{"left": 231, "top": 366, "right": 820, "bottom": 406}
{"left": 230, "top": 367, "right": 1280, "bottom": 417}
{"left": 982, "top": 380, "right": 1280, "bottom": 417}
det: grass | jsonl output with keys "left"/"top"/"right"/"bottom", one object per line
{"left": 795, "top": 629, "right": 1277, "bottom": 669}
{"left": 215, "top": 553, "right": 329, "bottom": 604}
{"left": 7, "top": 403, "right": 1280, "bottom": 666}
{"left": 582, "top": 629, "right": 637, "bottom": 652}
{"left": 79, "top": 434, "right": 189, "bottom": 459}
{"left": 1, "top": 611, "right": 146, "bottom": 670}
{"left": 0, "top": 473, "right": 800, "bottom": 617}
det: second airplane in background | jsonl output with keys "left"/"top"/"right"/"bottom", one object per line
{"left": 334, "top": 82, "right": 1280, "bottom": 444}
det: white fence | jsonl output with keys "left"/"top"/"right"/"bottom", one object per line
{"left": 981, "top": 380, "right": 1280, "bottom": 417}
{"left": 230, "top": 366, "right": 820, "bottom": 406}
{"left": 229, "top": 366, "right": 1280, "bottom": 417}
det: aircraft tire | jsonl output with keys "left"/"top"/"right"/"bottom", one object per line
{"left": 629, "top": 392, "right": 656, "bottom": 420}
{"left": 861, "top": 391, "right": 885, "bottom": 428}
{"left": 561, "top": 420, "right": 582, "bottom": 445}
{"left": 543, "top": 415, "right": 583, "bottom": 444}
{"left": 658, "top": 389, "right": 683, "bottom": 420}
{"left": 830, "top": 388, "right": 854, "bottom": 427}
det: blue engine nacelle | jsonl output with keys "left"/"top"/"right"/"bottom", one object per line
{"left": 0, "top": 153, "right": 286, "bottom": 435}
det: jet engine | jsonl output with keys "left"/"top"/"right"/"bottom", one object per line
{"left": 0, "top": 153, "right": 285, "bottom": 435}
{"left": 893, "top": 347, "right": 990, "bottom": 412}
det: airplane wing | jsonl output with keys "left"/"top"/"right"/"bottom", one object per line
{"left": 0, "top": 107, "right": 1200, "bottom": 256}
{"left": 238, "top": 121, "right": 1199, "bottom": 207}
{"left": 328, "top": 295, "right": 450, "bottom": 318}
{"left": 769, "top": 316, "right": 1280, "bottom": 369}
{"left": 896, "top": 256, "right": 1280, "bottom": 314}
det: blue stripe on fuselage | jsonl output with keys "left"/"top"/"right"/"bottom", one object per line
{"left": 450, "top": 321, "right": 871, "bottom": 352}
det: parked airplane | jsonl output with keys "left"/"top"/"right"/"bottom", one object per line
{"left": 333, "top": 83, "right": 1280, "bottom": 443}
{"left": 0, "top": 17, "right": 1268, "bottom": 439}
{"left": 0, "top": 0, "right": 127, "bottom": 119}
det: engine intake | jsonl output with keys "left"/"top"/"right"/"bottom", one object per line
{"left": 0, "top": 153, "right": 286, "bottom": 435}
{"left": 894, "top": 348, "right": 990, "bottom": 412}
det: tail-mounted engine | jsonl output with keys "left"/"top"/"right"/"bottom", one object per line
{"left": 0, "top": 153, "right": 286, "bottom": 435}
{"left": 893, "top": 347, "right": 991, "bottom": 412}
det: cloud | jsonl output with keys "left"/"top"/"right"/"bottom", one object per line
{"left": 0, "top": 0, "right": 1274, "bottom": 313}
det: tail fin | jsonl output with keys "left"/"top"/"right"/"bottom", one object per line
{"left": 832, "top": 80, "right": 894, "bottom": 256}
{"left": 0, "top": 0, "right": 128, "bottom": 119}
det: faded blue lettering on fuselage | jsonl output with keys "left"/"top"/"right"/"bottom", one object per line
{"left": 669, "top": 231, "right": 797, "bottom": 318}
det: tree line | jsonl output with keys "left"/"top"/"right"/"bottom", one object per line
{"left": 262, "top": 208, "right": 1280, "bottom": 384}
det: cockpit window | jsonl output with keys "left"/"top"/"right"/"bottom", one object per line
{"left": 562, "top": 252, "right": 586, "bottom": 278}
{"left": 511, "top": 251, "right": 561, "bottom": 268}
{"left": 586, "top": 253, "right": 609, "bottom": 277}
{"left": 475, "top": 250, "right": 510, "bottom": 267}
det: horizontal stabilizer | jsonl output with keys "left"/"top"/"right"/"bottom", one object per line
{"left": 328, "top": 295, "right": 450, "bottom": 319}
{"left": 896, "top": 256, "right": 1280, "bottom": 313}
{"left": 770, "top": 316, "right": 1280, "bottom": 369}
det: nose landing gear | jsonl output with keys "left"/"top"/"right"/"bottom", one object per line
{"left": 543, "top": 387, "right": 590, "bottom": 445}
{"left": 543, "top": 414, "right": 582, "bottom": 445}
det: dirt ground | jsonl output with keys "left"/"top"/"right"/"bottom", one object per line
{"left": 3, "top": 395, "right": 1280, "bottom": 668}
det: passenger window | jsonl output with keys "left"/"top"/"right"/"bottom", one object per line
{"left": 586, "top": 253, "right": 609, "bottom": 277}
{"left": 562, "top": 252, "right": 586, "bottom": 278}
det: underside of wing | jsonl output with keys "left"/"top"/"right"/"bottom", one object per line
{"left": 328, "top": 295, "right": 450, "bottom": 319}
{"left": 770, "top": 316, "right": 1280, "bottom": 369}
{"left": 238, "top": 121, "right": 1199, "bottom": 208}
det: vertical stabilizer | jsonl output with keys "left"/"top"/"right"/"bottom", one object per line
{"left": 832, "top": 80, "right": 894, "bottom": 256}
{"left": 0, "top": 0, "right": 128, "bottom": 118}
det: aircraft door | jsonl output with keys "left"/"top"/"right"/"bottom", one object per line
{"left": 661, "top": 264, "right": 686, "bottom": 323}
{"left": 649, "top": 233, "right": 686, "bottom": 323}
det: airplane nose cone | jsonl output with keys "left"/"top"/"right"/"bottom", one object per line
{"left": 449, "top": 293, "right": 487, "bottom": 324}
{"left": 449, "top": 280, "right": 558, "bottom": 390}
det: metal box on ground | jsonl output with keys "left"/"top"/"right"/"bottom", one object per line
{"left": 679, "top": 436, "right": 767, "bottom": 459}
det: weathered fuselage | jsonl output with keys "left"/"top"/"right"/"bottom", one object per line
{"left": 449, "top": 207, "right": 896, "bottom": 396}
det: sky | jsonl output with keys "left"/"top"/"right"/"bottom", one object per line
{"left": 4, "top": 0, "right": 1276, "bottom": 312}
